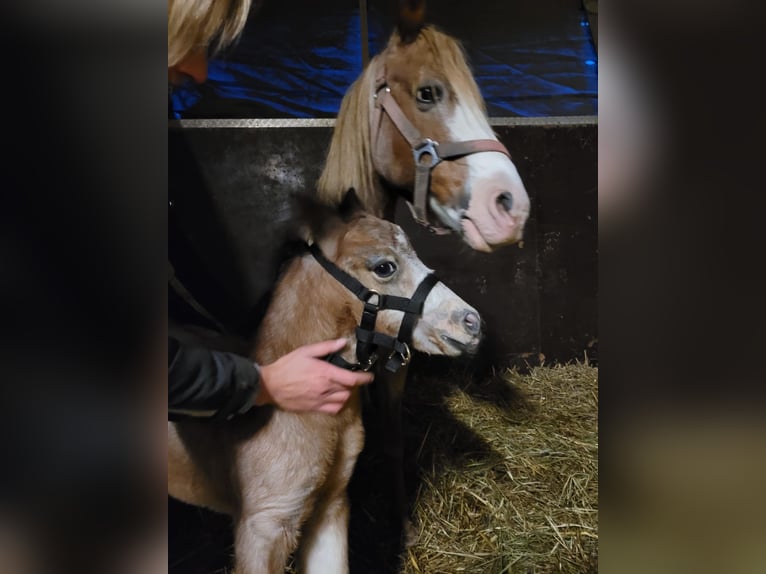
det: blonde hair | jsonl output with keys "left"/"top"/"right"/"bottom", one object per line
{"left": 168, "top": 0, "right": 253, "bottom": 67}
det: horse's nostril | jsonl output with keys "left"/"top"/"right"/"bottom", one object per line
{"left": 497, "top": 191, "right": 513, "bottom": 212}
{"left": 463, "top": 310, "right": 481, "bottom": 335}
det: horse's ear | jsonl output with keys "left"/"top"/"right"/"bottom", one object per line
{"left": 397, "top": 0, "right": 426, "bottom": 44}
{"left": 289, "top": 192, "right": 340, "bottom": 242}
{"left": 338, "top": 188, "right": 365, "bottom": 220}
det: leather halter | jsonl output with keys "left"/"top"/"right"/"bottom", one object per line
{"left": 373, "top": 78, "right": 511, "bottom": 233}
{"left": 308, "top": 242, "right": 439, "bottom": 373}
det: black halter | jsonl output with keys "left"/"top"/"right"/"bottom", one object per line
{"left": 308, "top": 242, "right": 440, "bottom": 373}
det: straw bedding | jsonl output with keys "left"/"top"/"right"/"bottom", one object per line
{"left": 398, "top": 361, "right": 598, "bottom": 574}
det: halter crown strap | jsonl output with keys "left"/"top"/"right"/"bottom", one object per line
{"left": 375, "top": 87, "right": 423, "bottom": 148}
{"left": 308, "top": 243, "right": 375, "bottom": 303}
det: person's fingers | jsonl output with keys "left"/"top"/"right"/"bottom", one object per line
{"left": 320, "top": 363, "right": 373, "bottom": 387}
{"left": 317, "top": 401, "right": 344, "bottom": 415}
{"left": 315, "top": 387, "right": 351, "bottom": 414}
{"left": 323, "top": 389, "right": 351, "bottom": 403}
{"left": 320, "top": 385, "right": 349, "bottom": 398}
{"left": 299, "top": 338, "right": 348, "bottom": 358}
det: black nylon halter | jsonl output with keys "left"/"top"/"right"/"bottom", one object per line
{"left": 308, "top": 242, "right": 440, "bottom": 373}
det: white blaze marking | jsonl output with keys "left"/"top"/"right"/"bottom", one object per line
{"left": 446, "top": 98, "right": 526, "bottom": 202}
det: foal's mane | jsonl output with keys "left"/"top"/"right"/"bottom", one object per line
{"left": 317, "top": 25, "right": 486, "bottom": 215}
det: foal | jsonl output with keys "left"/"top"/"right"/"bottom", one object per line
{"left": 168, "top": 193, "right": 482, "bottom": 573}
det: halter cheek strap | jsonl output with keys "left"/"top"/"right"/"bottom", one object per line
{"left": 373, "top": 78, "right": 511, "bottom": 233}
{"left": 308, "top": 242, "right": 439, "bottom": 373}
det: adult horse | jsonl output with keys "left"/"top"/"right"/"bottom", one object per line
{"left": 317, "top": 0, "right": 530, "bottom": 538}
{"left": 318, "top": 2, "right": 530, "bottom": 252}
{"left": 168, "top": 191, "right": 481, "bottom": 573}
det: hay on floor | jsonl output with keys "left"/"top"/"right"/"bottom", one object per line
{"left": 402, "top": 362, "right": 598, "bottom": 574}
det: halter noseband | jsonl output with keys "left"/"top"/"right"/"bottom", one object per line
{"left": 373, "top": 77, "right": 512, "bottom": 233}
{"left": 308, "top": 242, "right": 439, "bottom": 373}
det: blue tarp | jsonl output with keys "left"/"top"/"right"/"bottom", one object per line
{"left": 170, "top": 0, "right": 597, "bottom": 119}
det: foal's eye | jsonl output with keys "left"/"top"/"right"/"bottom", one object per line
{"left": 416, "top": 85, "right": 442, "bottom": 105}
{"left": 373, "top": 261, "right": 397, "bottom": 278}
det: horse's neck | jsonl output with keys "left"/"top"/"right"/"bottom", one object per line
{"left": 378, "top": 181, "right": 400, "bottom": 221}
{"left": 357, "top": 176, "right": 397, "bottom": 220}
{"left": 253, "top": 256, "right": 358, "bottom": 364}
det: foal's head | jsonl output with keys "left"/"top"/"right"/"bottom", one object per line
{"left": 300, "top": 191, "right": 482, "bottom": 359}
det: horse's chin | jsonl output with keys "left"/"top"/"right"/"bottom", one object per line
{"left": 460, "top": 217, "right": 492, "bottom": 253}
{"left": 440, "top": 335, "right": 481, "bottom": 356}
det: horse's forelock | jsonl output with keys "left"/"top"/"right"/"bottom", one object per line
{"left": 385, "top": 25, "right": 487, "bottom": 123}
{"left": 419, "top": 27, "right": 486, "bottom": 115}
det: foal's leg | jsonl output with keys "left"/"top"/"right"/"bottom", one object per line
{"left": 297, "top": 493, "right": 350, "bottom": 574}
{"left": 298, "top": 414, "right": 364, "bottom": 574}
{"left": 233, "top": 503, "right": 305, "bottom": 574}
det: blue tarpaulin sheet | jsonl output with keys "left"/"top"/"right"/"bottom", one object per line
{"left": 169, "top": 0, "right": 597, "bottom": 119}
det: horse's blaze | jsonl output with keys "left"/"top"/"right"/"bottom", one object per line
{"left": 445, "top": 98, "right": 531, "bottom": 251}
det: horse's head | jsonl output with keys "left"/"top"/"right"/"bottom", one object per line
{"left": 301, "top": 190, "right": 482, "bottom": 362}
{"left": 319, "top": 4, "right": 529, "bottom": 252}
{"left": 366, "top": 3, "right": 530, "bottom": 252}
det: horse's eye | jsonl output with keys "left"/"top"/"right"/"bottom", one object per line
{"left": 417, "top": 86, "right": 434, "bottom": 103}
{"left": 417, "top": 85, "right": 441, "bottom": 105}
{"left": 373, "top": 261, "right": 397, "bottom": 278}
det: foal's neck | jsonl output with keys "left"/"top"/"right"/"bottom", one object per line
{"left": 253, "top": 255, "right": 359, "bottom": 366}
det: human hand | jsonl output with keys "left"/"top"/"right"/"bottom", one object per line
{"left": 255, "top": 338, "right": 374, "bottom": 414}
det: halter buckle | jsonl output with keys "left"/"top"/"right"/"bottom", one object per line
{"left": 363, "top": 289, "right": 381, "bottom": 308}
{"left": 362, "top": 352, "right": 378, "bottom": 372}
{"left": 373, "top": 85, "right": 390, "bottom": 102}
{"left": 389, "top": 342, "right": 412, "bottom": 368}
{"left": 414, "top": 139, "right": 440, "bottom": 168}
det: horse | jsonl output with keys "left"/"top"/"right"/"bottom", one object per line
{"left": 316, "top": 0, "right": 530, "bottom": 539}
{"left": 317, "top": 1, "right": 530, "bottom": 252}
{"left": 168, "top": 190, "right": 482, "bottom": 574}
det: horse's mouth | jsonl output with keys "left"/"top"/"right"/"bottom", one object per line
{"left": 460, "top": 216, "right": 492, "bottom": 253}
{"left": 426, "top": 197, "right": 464, "bottom": 234}
{"left": 441, "top": 335, "right": 480, "bottom": 355}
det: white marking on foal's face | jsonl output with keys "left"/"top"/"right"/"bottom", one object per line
{"left": 377, "top": 228, "right": 481, "bottom": 356}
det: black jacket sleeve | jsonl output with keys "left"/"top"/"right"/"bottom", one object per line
{"left": 168, "top": 336, "right": 261, "bottom": 421}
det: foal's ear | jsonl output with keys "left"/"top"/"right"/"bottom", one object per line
{"left": 338, "top": 188, "right": 365, "bottom": 220}
{"left": 397, "top": 0, "right": 426, "bottom": 44}
{"left": 289, "top": 192, "right": 341, "bottom": 242}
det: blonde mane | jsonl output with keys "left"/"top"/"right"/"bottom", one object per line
{"left": 317, "top": 55, "right": 380, "bottom": 214}
{"left": 317, "top": 26, "right": 485, "bottom": 216}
